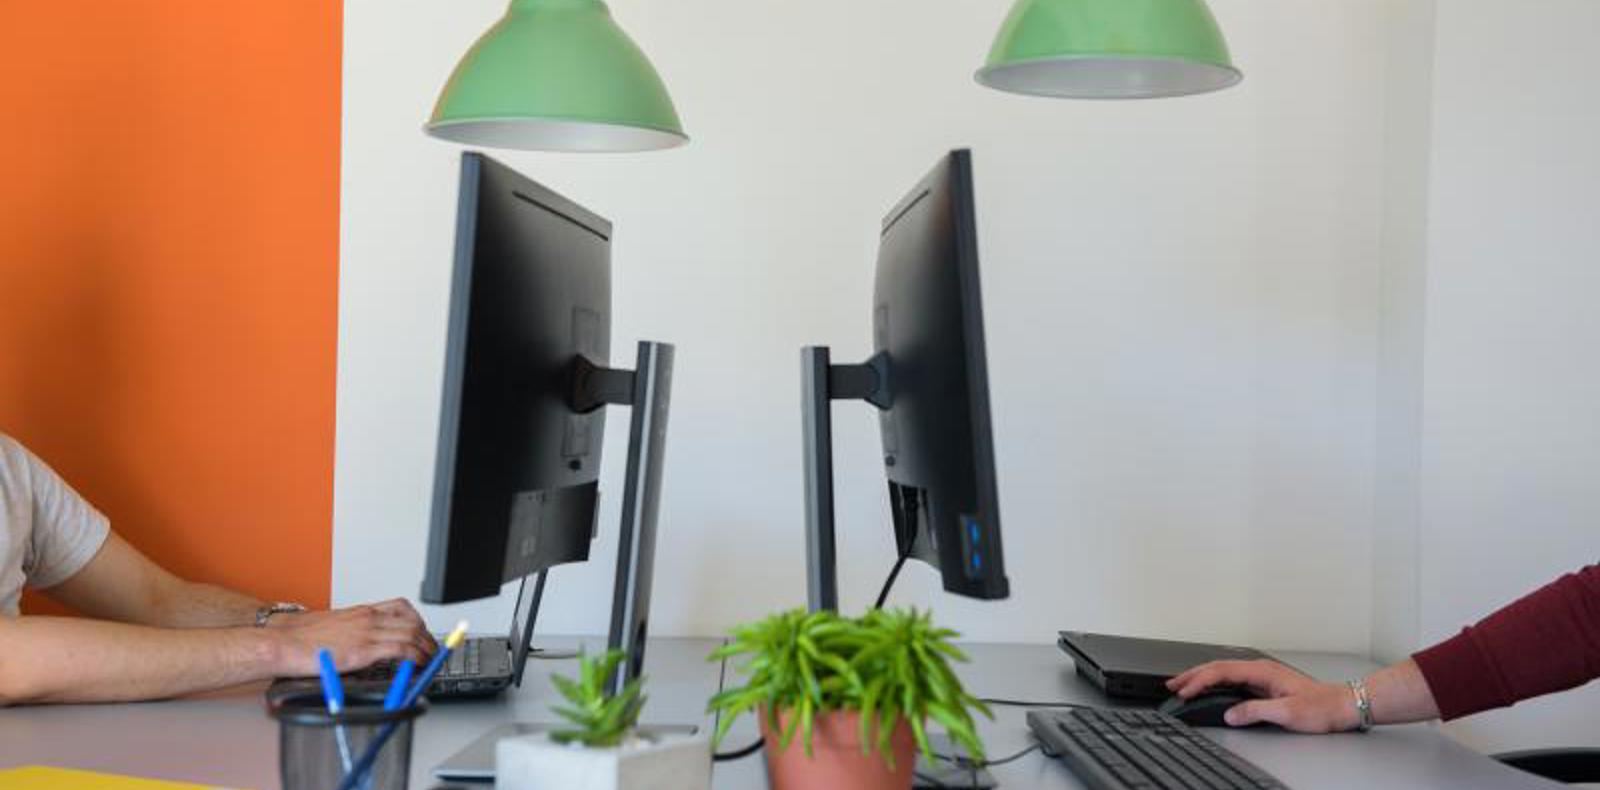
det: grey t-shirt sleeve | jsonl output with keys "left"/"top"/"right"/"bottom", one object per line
{"left": 16, "top": 441, "right": 111, "bottom": 590}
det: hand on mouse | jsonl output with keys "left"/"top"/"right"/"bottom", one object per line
{"left": 1166, "top": 660, "right": 1359, "bottom": 733}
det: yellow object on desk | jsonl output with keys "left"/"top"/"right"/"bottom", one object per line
{"left": 0, "top": 766, "right": 248, "bottom": 790}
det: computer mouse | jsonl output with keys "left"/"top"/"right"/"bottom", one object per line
{"left": 1156, "top": 687, "right": 1260, "bottom": 728}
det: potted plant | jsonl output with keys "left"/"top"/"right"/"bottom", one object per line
{"left": 496, "top": 649, "right": 711, "bottom": 790}
{"left": 708, "top": 608, "right": 990, "bottom": 790}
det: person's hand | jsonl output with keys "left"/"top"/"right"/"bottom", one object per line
{"left": 1166, "top": 659, "right": 1359, "bottom": 733}
{"left": 266, "top": 599, "right": 439, "bottom": 676}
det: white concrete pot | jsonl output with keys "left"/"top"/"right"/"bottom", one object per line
{"left": 495, "top": 730, "right": 712, "bottom": 790}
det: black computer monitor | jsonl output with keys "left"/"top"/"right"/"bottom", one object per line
{"left": 422, "top": 151, "right": 673, "bottom": 694}
{"left": 802, "top": 148, "right": 1010, "bottom": 610}
{"left": 422, "top": 152, "right": 612, "bottom": 605}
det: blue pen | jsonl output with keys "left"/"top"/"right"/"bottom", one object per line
{"left": 382, "top": 660, "right": 415, "bottom": 711}
{"left": 337, "top": 621, "right": 469, "bottom": 790}
{"left": 317, "top": 649, "right": 355, "bottom": 775}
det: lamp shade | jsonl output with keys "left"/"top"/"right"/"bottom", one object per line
{"left": 977, "top": 0, "right": 1241, "bottom": 99}
{"left": 426, "top": 0, "right": 686, "bottom": 152}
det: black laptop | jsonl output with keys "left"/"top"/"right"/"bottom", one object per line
{"left": 267, "top": 576, "right": 556, "bottom": 703}
{"left": 1057, "top": 631, "right": 1277, "bottom": 701}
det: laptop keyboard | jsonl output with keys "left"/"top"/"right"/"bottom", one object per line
{"left": 443, "top": 639, "right": 483, "bottom": 678}
{"left": 350, "top": 637, "right": 485, "bottom": 681}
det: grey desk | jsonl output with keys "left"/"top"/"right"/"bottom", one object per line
{"left": 707, "top": 644, "right": 1555, "bottom": 790}
{"left": 0, "top": 639, "right": 1557, "bottom": 790}
{"left": 0, "top": 636, "right": 723, "bottom": 790}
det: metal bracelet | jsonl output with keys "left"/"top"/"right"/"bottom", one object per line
{"left": 1347, "top": 679, "right": 1374, "bottom": 732}
{"left": 254, "top": 602, "right": 307, "bottom": 628}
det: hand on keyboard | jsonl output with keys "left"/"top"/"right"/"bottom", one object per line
{"left": 265, "top": 598, "right": 438, "bottom": 676}
{"left": 350, "top": 637, "right": 480, "bottom": 682}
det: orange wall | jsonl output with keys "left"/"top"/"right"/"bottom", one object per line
{"left": 1, "top": 4, "right": 342, "bottom": 610}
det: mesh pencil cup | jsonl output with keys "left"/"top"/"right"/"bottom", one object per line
{"left": 271, "top": 690, "right": 427, "bottom": 790}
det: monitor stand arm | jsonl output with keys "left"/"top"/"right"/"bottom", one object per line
{"left": 513, "top": 343, "right": 674, "bottom": 700}
{"left": 802, "top": 348, "right": 989, "bottom": 789}
{"left": 801, "top": 346, "right": 891, "bottom": 613}
{"left": 604, "top": 341, "right": 674, "bottom": 698}
{"left": 569, "top": 354, "right": 640, "bottom": 412}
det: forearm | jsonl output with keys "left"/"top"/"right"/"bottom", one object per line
{"left": 1412, "top": 565, "right": 1600, "bottom": 719}
{"left": 150, "top": 580, "right": 266, "bottom": 628}
{"left": 1365, "top": 659, "right": 1440, "bottom": 725}
{"left": 42, "top": 533, "right": 266, "bottom": 629}
{"left": 0, "top": 616, "right": 284, "bottom": 705}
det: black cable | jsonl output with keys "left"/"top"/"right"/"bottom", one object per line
{"left": 712, "top": 738, "right": 764, "bottom": 762}
{"left": 916, "top": 743, "right": 1041, "bottom": 787}
{"left": 874, "top": 545, "right": 914, "bottom": 609}
{"left": 708, "top": 636, "right": 763, "bottom": 762}
{"left": 977, "top": 696, "right": 1092, "bottom": 709}
{"left": 933, "top": 742, "right": 1041, "bottom": 768}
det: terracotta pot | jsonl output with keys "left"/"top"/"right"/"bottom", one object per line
{"left": 760, "top": 708, "right": 916, "bottom": 790}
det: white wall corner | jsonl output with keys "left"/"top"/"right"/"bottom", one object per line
{"left": 1369, "top": 0, "right": 1438, "bottom": 665}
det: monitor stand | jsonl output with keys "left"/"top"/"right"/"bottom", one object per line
{"left": 435, "top": 341, "right": 692, "bottom": 783}
{"left": 507, "top": 341, "right": 676, "bottom": 692}
{"left": 800, "top": 345, "right": 892, "bottom": 612}
{"left": 572, "top": 340, "right": 676, "bottom": 697}
{"left": 800, "top": 348, "right": 993, "bottom": 789}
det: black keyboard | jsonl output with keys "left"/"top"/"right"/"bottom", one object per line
{"left": 1027, "top": 708, "right": 1289, "bottom": 790}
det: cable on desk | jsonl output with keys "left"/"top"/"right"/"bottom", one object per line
{"left": 977, "top": 696, "right": 1092, "bottom": 709}
{"left": 916, "top": 743, "right": 1042, "bottom": 788}
{"left": 934, "top": 742, "right": 1041, "bottom": 768}
{"left": 713, "top": 738, "right": 765, "bottom": 762}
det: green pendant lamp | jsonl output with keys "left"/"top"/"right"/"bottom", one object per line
{"left": 977, "top": 0, "right": 1241, "bottom": 99}
{"left": 426, "top": 0, "right": 686, "bottom": 152}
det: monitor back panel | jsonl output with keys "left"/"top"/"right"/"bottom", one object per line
{"left": 423, "top": 152, "right": 614, "bottom": 604}
{"left": 874, "top": 149, "right": 1008, "bottom": 600}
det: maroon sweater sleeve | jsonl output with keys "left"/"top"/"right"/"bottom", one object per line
{"left": 1412, "top": 564, "right": 1600, "bottom": 720}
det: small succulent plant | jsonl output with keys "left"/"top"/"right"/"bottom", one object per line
{"left": 549, "top": 649, "right": 646, "bottom": 748}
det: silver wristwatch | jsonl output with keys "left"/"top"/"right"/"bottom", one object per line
{"left": 1347, "top": 679, "right": 1375, "bottom": 732}
{"left": 254, "top": 602, "right": 307, "bottom": 627}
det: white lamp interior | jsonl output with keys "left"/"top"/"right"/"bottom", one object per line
{"left": 977, "top": 57, "right": 1242, "bottom": 99}
{"left": 426, "top": 118, "right": 688, "bottom": 153}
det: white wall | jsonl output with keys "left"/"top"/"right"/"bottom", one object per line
{"left": 337, "top": 0, "right": 1600, "bottom": 757}
{"left": 1409, "top": 0, "right": 1600, "bottom": 755}
{"left": 1369, "top": 0, "right": 1435, "bottom": 665}
{"left": 1366, "top": 0, "right": 1600, "bottom": 756}
{"left": 335, "top": 0, "right": 1389, "bottom": 650}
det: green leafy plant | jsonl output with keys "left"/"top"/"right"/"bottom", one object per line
{"left": 549, "top": 650, "right": 646, "bottom": 748}
{"left": 707, "top": 608, "right": 989, "bottom": 766}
